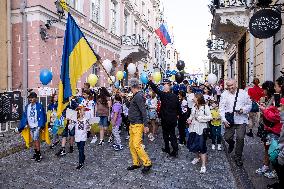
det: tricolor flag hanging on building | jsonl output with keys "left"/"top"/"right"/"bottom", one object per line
{"left": 57, "top": 13, "right": 99, "bottom": 117}
{"left": 155, "top": 24, "right": 172, "bottom": 46}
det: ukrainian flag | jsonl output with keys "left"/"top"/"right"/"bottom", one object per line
{"left": 57, "top": 13, "right": 98, "bottom": 117}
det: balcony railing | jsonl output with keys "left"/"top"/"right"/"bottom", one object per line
{"left": 207, "top": 38, "right": 225, "bottom": 51}
{"left": 121, "top": 34, "right": 149, "bottom": 50}
{"left": 212, "top": 0, "right": 247, "bottom": 9}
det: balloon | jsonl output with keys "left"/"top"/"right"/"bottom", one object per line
{"left": 176, "top": 60, "right": 185, "bottom": 71}
{"left": 87, "top": 74, "right": 98, "bottom": 87}
{"left": 102, "top": 59, "right": 112, "bottom": 73}
{"left": 170, "top": 75, "right": 175, "bottom": 81}
{"left": 140, "top": 72, "right": 148, "bottom": 84}
{"left": 128, "top": 63, "right": 136, "bottom": 75}
{"left": 116, "top": 71, "right": 124, "bottom": 81}
{"left": 123, "top": 71, "right": 127, "bottom": 78}
{"left": 40, "top": 69, "right": 53, "bottom": 85}
{"left": 175, "top": 72, "right": 184, "bottom": 84}
{"left": 108, "top": 76, "right": 115, "bottom": 84}
{"left": 153, "top": 72, "right": 161, "bottom": 83}
{"left": 208, "top": 73, "right": 217, "bottom": 85}
{"left": 114, "top": 81, "right": 120, "bottom": 88}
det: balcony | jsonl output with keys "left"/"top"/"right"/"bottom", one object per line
{"left": 207, "top": 37, "right": 225, "bottom": 64}
{"left": 210, "top": 0, "right": 251, "bottom": 43}
{"left": 120, "top": 34, "right": 149, "bottom": 63}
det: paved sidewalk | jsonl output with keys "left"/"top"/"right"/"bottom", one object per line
{"left": 0, "top": 130, "right": 237, "bottom": 189}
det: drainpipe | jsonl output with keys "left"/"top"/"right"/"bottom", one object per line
{"left": 20, "top": 0, "right": 28, "bottom": 107}
{"left": 7, "top": 0, "right": 12, "bottom": 91}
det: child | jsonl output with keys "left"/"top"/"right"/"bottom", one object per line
{"left": 18, "top": 92, "right": 46, "bottom": 162}
{"left": 75, "top": 105, "right": 90, "bottom": 169}
{"left": 210, "top": 101, "right": 222, "bottom": 151}
{"left": 178, "top": 91, "right": 188, "bottom": 146}
{"left": 187, "top": 93, "right": 212, "bottom": 173}
{"left": 147, "top": 92, "right": 158, "bottom": 142}
{"left": 47, "top": 93, "right": 60, "bottom": 149}
{"left": 111, "top": 94, "right": 123, "bottom": 150}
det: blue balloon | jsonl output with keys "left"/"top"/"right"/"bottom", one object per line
{"left": 114, "top": 81, "right": 120, "bottom": 88}
{"left": 40, "top": 69, "right": 53, "bottom": 85}
{"left": 140, "top": 72, "right": 148, "bottom": 84}
{"left": 123, "top": 71, "right": 127, "bottom": 78}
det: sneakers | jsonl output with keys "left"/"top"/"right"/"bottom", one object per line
{"left": 200, "top": 166, "right": 206, "bottom": 174}
{"left": 98, "top": 140, "right": 104, "bottom": 146}
{"left": 247, "top": 132, "right": 254, "bottom": 137}
{"left": 141, "top": 165, "right": 152, "bottom": 174}
{"left": 217, "top": 144, "right": 222, "bottom": 151}
{"left": 31, "top": 153, "right": 37, "bottom": 160}
{"left": 256, "top": 165, "right": 269, "bottom": 175}
{"left": 127, "top": 165, "right": 141, "bottom": 171}
{"left": 148, "top": 133, "right": 155, "bottom": 141}
{"left": 264, "top": 170, "right": 278, "bottom": 179}
{"left": 90, "top": 136, "right": 98, "bottom": 144}
{"left": 112, "top": 144, "right": 117, "bottom": 148}
{"left": 108, "top": 136, "right": 113, "bottom": 143}
{"left": 69, "top": 146, "right": 74, "bottom": 153}
{"left": 125, "top": 135, "right": 130, "bottom": 140}
{"left": 35, "top": 153, "right": 42, "bottom": 162}
{"left": 76, "top": 164, "right": 84, "bottom": 170}
{"left": 191, "top": 158, "right": 200, "bottom": 165}
{"left": 114, "top": 145, "right": 123, "bottom": 151}
{"left": 212, "top": 144, "right": 216, "bottom": 150}
{"left": 56, "top": 149, "right": 66, "bottom": 156}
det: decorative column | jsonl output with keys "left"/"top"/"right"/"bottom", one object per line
{"left": 264, "top": 37, "right": 273, "bottom": 81}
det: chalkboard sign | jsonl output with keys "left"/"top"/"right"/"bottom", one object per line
{"left": 0, "top": 91, "right": 23, "bottom": 123}
{"left": 249, "top": 9, "right": 282, "bottom": 39}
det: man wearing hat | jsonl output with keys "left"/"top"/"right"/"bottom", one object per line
{"left": 127, "top": 78, "right": 152, "bottom": 174}
{"left": 18, "top": 92, "right": 47, "bottom": 162}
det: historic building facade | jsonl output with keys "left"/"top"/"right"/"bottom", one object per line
{"left": 9, "top": 0, "right": 174, "bottom": 93}
{"left": 208, "top": 0, "right": 284, "bottom": 88}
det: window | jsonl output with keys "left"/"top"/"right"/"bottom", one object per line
{"left": 134, "top": 21, "right": 138, "bottom": 34}
{"left": 110, "top": 0, "right": 118, "bottom": 34}
{"left": 91, "top": 0, "right": 101, "bottom": 23}
{"left": 141, "top": 28, "right": 145, "bottom": 39}
{"left": 66, "top": 0, "right": 84, "bottom": 12}
{"left": 167, "top": 50, "right": 170, "bottom": 59}
{"left": 148, "top": 10, "right": 150, "bottom": 22}
{"left": 229, "top": 55, "right": 236, "bottom": 79}
{"left": 124, "top": 11, "right": 129, "bottom": 35}
{"left": 142, "top": 1, "right": 145, "bottom": 16}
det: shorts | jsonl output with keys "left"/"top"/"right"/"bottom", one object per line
{"left": 30, "top": 127, "right": 40, "bottom": 141}
{"left": 148, "top": 110, "right": 157, "bottom": 120}
{"left": 99, "top": 116, "right": 109, "bottom": 128}
{"left": 62, "top": 126, "right": 75, "bottom": 137}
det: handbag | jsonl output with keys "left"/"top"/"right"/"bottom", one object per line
{"left": 250, "top": 101, "right": 259, "bottom": 113}
{"left": 225, "top": 89, "right": 239, "bottom": 125}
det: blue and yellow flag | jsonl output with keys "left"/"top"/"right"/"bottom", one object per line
{"left": 57, "top": 13, "right": 98, "bottom": 117}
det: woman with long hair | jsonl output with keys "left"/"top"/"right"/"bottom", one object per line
{"left": 257, "top": 81, "right": 281, "bottom": 179}
{"left": 187, "top": 93, "right": 212, "bottom": 173}
{"left": 96, "top": 87, "right": 111, "bottom": 145}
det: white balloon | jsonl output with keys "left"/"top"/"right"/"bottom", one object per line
{"left": 207, "top": 73, "right": 217, "bottom": 85}
{"left": 102, "top": 59, "right": 112, "bottom": 73}
{"left": 128, "top": 63, "right": 136, "bottom": 75}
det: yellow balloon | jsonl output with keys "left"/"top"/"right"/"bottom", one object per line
{"left": 170, "top": 75, "right": 175, "bottom": 81}
{"left": 87, "top": 74, "right": 98, "bottom": 87}
{"left": 116, "top": 71, "right": 124, "bottom": 81}
{"left": 153, "top": 72, "right": 161, "bottom": 83}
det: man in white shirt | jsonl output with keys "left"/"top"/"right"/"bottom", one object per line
{"left": 219, "top": 79, "right": 252, "bottom": 166}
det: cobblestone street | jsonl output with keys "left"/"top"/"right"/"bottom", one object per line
{"left": 0, "top": 130, "right": 237, "bottom": 189}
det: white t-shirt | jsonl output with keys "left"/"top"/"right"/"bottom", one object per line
{"left": 186, "top": 93, "right": 195, "bottom": 109}
{"left": 75, "top": 118, "right": 89, "bottom": 142}
{"left": 181, "top": 99, "right": 188, "bottom": 114}
{"left": 81, "top": 99, "right": 95, "bottom": 119}
{"left": 27, "top": 104, "right": 38, "bottom": 128}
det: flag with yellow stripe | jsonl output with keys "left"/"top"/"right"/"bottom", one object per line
{"left": 57, "top": 13, "right": 99, "bottom": 117}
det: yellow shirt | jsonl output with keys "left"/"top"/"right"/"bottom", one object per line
{"left": 211, "top": 109, "right": 221, "bottom": 126}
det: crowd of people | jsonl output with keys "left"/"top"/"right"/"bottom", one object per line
{"left": 16, "top": 75, "right": 284, "bottom": 188}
